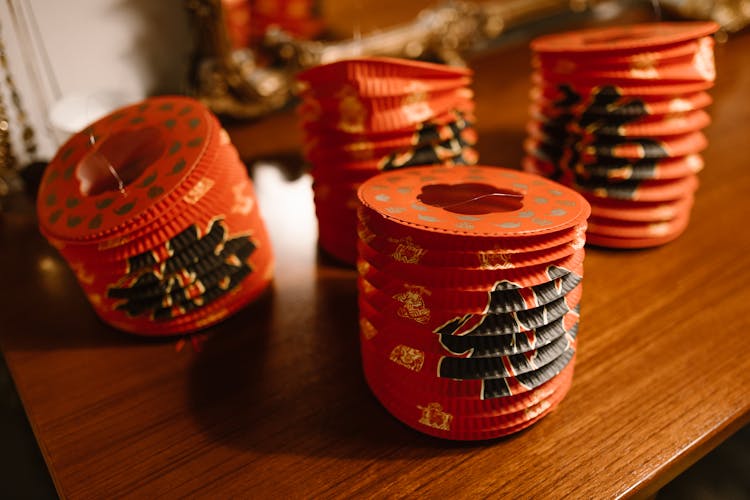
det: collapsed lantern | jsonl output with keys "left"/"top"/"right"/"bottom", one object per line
{"left": 296, "top": 57, "right": 478, "bottom": 264}
{"left": 37, "top": 96, "right": 274, "bottom": 335}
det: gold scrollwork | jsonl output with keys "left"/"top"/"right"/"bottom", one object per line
{"left": 389, "top": 236, "right": 426, "bottom": 264}
{"left": 478, "top": 251, "right": 512, "bottom": 269}
{"left": 389, "top": 344, "right": 425, "bottom": 372}
{"left": 393, "top": 285, "right": 431, "bottom": 324}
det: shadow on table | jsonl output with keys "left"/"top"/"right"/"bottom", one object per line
{"left": 184, "top": 141, "right": 551, "bottom": 459}
{"left": 0, "top": 206, "right": 147, "bottom": 351}
{"left": 0, "top": 207, "right": 239, "bottom": 352}
{"left": 186, "top": 261, "right": 512, "bottom": 460}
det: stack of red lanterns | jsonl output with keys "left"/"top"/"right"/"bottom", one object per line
{"left": 296, "top": 57, "right": 478, "bottom": 264}
{"left": 524, "top": 22, "right": 718, "bottom": 248}
{"left": 356, "top": 165, "right": 590, "bottom": 440}
{"left": 37, "top": 96, "right": 273, "bottom": 336}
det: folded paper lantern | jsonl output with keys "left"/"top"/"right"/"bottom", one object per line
{"left": 524, "top": 22, "right": 718, "bottom": 248}
{"left": 356, "top": 165, "right": 590, "bottom": 440}
{"left": 296, "top": 57, "right": 478, "bottom": 264}
{"left": 37, "top": 96, "right": 273, "bottom": 335}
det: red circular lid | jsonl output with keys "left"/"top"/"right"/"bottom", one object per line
{"left": 531, "top": 22, "right": 719, "bottom": 54}
{"left": 358, "top": 165, "right": 590, "bottom": 237}
{"left": 38, "top": 96, "right": 216, "bottom": 241}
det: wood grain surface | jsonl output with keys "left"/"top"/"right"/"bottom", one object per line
{"left": 2, "top": 16, "right": 750, "bottom": 500}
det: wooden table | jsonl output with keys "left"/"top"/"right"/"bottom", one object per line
{"left": 2, "top": 22, "right": 750, "bottom": 500}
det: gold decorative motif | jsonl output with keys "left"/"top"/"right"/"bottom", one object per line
{"left": 668, "top": 98, "right": 693, "bottom": 113}
{"left": 87, "top": 293, "right": 102, "bottom": 306}
{"left": 359, "top": 278, "right": 376, "bottom": 295}
{"left": 417, "top": 402, "right": 453, "bottom": 431}
{"left": 389, "top": 344, "right": 425, "bottom": 372}
{"left": 71, "top": 261, "right": 95, "bottom": 285}
{"left": 400, "top": 81, "right": 433, "bottom": 123}
{"left": 648, "top": 222, "right": 671, "bottom": 236}
{"left": 184, "top": 178, "right": 216, "bottom": 204}
{"left": 629, "top": 67, "right": 659, "bottom": 79}
{"left": 356, "top": 260, "right": 371, "bottom": 276}
{"left": 231, "top": 183, "right": 255, "bottom": 214}
{"left": 630, "top": 55, "right": 659, "bottom": 79}
{"left": 389, "top": 236, "right": 426, "bottom": 264}
{"left": 359, "top": 226, "right": 376, "bottom": 245}
{"left": 478, "top": 251, "right": 512, "bottom": 269}
{"left": 336, "top": 85, "right": 366, "bottom": 133}
{"left": 602, "top": 165, "right": 633, "bottom": 180}
{"left": 359, "top": 317, "right": 377, "bottom": 340}
{"left": 653, "top": 205, "right": 676, "bottom": 220}
{"left": 693, "top": 37, "right": 716, "bottom": 81}
{"left": 685, "top": 154, "right": 704, "bottom": 173}
{"left": 524, "top": 400, "right": 552, "bottom": 420}
{"left": 393, "top": 285, "right": 431, "bottom": 324}
{"left": 553, "top": 58, "right": 576, "bottom": 75}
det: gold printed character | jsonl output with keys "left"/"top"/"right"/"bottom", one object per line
{"left": 478, "top": 251, "right": 512, "bottom": 269}
{"left": 400, "top": 81, "right": 433, "bottom": 123}
{"left": 629, "top": 54, "right": 659, "bottom": 79}
{"left": 184, "top": 178, "right": 216, "bottom": 205}
{"left": 389, "top": 236, "right": 426, "bottom": 264}
{"left": 388, "top": 345, "right": 425, "bottom": 372}
{"left": 356, "top": 260, "right": 371, "bottom": 276}
{"left": 231, "top": 183, "right": 255, "bottom": 215}
{"left": 393, "top": 285, "right": 431, "bottom": 324}
{"left": 693, "top": 37, "right": 715, "bottom": 81}
{"left": 360, "top": 317, "right": 377, "bottom": 340}
{"left": 71, "top": 261, "right": 95, "bottom": 285}
{"left": 417, "top": 402, "right": 453, "bottom": 431}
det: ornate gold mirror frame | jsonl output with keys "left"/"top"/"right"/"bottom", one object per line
{"left": 184, "top": 0, "right": 748, "bottom": 120}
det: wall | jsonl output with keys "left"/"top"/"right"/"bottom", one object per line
{"left": 0, "top": 0, "right": 192, "bottom": 162}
